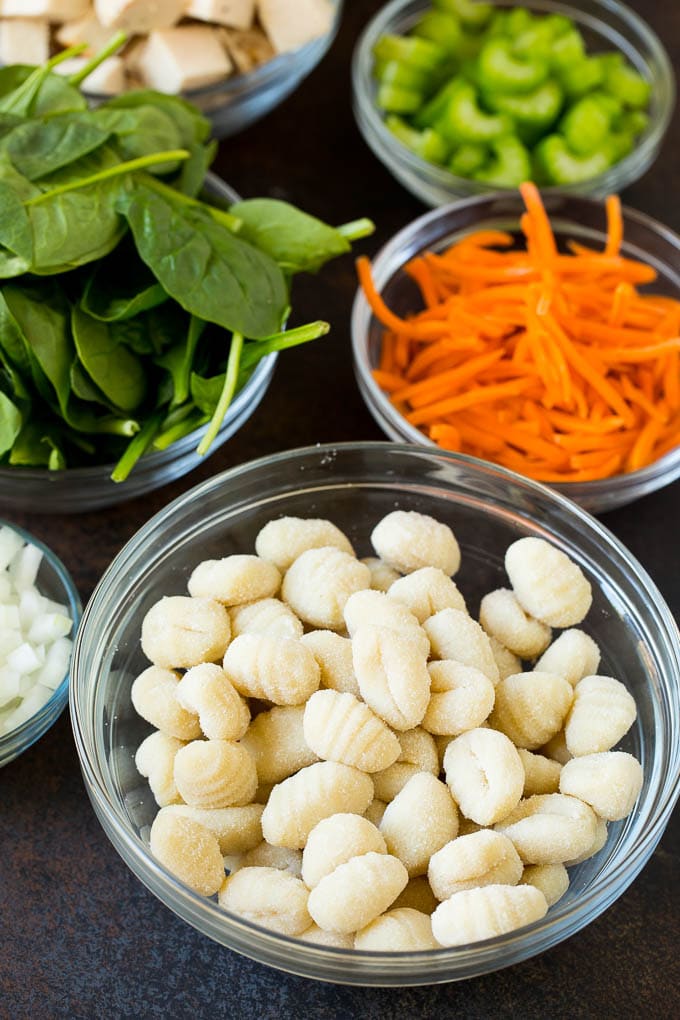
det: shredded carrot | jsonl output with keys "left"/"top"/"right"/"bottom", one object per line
{"left": 357, "top": 185, "right": 680, "bottom": 484}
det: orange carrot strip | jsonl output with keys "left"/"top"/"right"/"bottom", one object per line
{"left": 605, "top": 195, "right": 623, "bottom": 256}
{"left": 406, "top": 378, "right": 536, "bottom": 427}
{"left": 392, "top": 350, "right": 504, "bottom": 405}
{"left": 520, "top": 181, "right": 557, "bottom": 262}
{"left": 371, "top": 369, "right": 407, "bottom": 393}
{"left": 628, "top": 417, "right": 666, "bottom": 471}
{"left": 620, "top": 376, "right": 669, "bottom": 423}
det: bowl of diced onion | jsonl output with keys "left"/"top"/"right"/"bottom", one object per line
{"left": 69, "top": 442, "right": 680, "bottom": 984}
{"left": 0, "top": 522, "right": 81, "bottom": 768}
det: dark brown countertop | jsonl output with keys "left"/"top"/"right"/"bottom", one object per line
{"left": 1, "top": 2, "right": 679, "bottom": 1017}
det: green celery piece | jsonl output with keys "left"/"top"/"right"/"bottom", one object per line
{"left": 386, "top": 115, "right": 449, "bottom": 164}
{"left": 373, "top": 34, "right": 448, "bottom": 72}
{"left": 512, "top": 14, "right": 573, "bottom": 58}
{"left": 473, "top": 135, "right": 531, "bottom": 186}
{"left": 534, "top": 134, "right": 612, "bottom": 184}
{"left": 589, "top": 90, "right": 623, "bottom": 122}
{"left": 448, "top": 141, "right": 488, "bottom": 176}
{"left": 435, "top": 82, "right": 513, "bottom": 144}
{"left": 606, "top": 131, "right": 635, "bottom": 162}
{"left": 412, "top": 11, "right": 463, "bottom": 56}
{"left": 602, "top": 60, "right": 651, "bottom": 109}
{"left": 549, "top": 29, "right": 585, "bottom": 71}
{"left": 558, "top": 57, "right": 605, "bottom": 100}
{"left": 376, "top": 82, "right": 424, "bottom": 114}
{"left": 487, "top": 79, "right": 564, "bottom": 139}
{"left": 433, "top": 0, "right": 493, "bottom": 32}
{"left": 478, "top": 37, "right": 549, "bottom": 94}
{"left": 373, "top": 57, "right": 433, "bottom": 92}
{"left": 560, "top": 95, "right": 613, "bottom": 156}
{"left": 618, "top": 109, "right": 649, "bottom": 136}
{"left": 413, "top": 76, "right": 467, "bottom": 129}
{"left": 487, "top": 8, "right": 533, "bottom": 39}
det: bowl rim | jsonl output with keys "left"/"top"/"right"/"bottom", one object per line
{"left": 0, "top": 519, "right": 82, "bottom": 759}
{"left": 350, "top": 191, "right": 680, "bottom": 501}
{"left": 351, "top": 0, "right": 676, "bottom": 199}
{"left": 82, "top": 0, "right": 345, "bottom": 102}
{"left": 69, "top": 440, "right": 680, "bottom": 982}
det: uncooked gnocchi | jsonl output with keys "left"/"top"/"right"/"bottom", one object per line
{"left": 131, "top": 511, "right": 642, "bottom": 953}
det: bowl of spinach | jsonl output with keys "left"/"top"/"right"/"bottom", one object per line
{"left": 0, "top": 49, "right": 371, "bottom": 513}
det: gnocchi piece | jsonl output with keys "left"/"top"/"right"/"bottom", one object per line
{"left": 298, "top": 925, "right": 354, "bottom": 949}
{"left": 230, "top": 598, "right": 303, "bottom": 640}
{"left": 391, "top": 877, "right": 438, "bottom": 916}
{"left": 559, "top": 751, "right": 643, "bottom": 821}
{"left": 219, "top": 867, "right": 311, "bottom": 936}
{"left": 387, "top": 566, "right": 467, "bottom": 623}
{"left": 173, "top": 739, "right": 257, "bottom": 809}
{"left": 495, "top": 793, "right": 598, "bottom": 865}
{"left": 428, "top": 830, "right": 523, "bottom": 901}
{"left": 302, "top": 813, "right": 387, "bottom": 889}
{"left": 240, "top": 705, "right": 318, "bottom": 785}
{"left": 239, "top": 842, "right": 303, "bottom": 878}
{"left": 282, "top": 547, "right": 371, "bottom": 630}
{"left": 372, "top": 728, "right": 439, "bottom": 803}
{"left": 423, "top": 660, "right": 495, "bottom": 737}
{"left": 354, "top": 908, "right": 439, "bottom": 951}
{"left": 343, "top": 589, "right": 430, "bottom": 658}
{"left": 488, "top": 671, "right": 573, "bottom": 750}
{"left": 364, "top": 799, "right": 387, "bottom": 828}
{"left": 352, "top": 625, "right": 430, "bottom": 732}
{"left": 443, "top": 728, "right": 524, "bottom": 826}
{"left": 540, "top": 730, "right": 572, "bottom": 766}
{"left": 564, "top": 675, "right": 637, "bottom": 756}
{"left": 223, "top": 634, "right": 320, "bottom": 705}
{"left": 135, "top": 730, "right": 186, "bottom": 807}
{"left": 150, "top": 809, "right": 224, "bottom": 898}
{"left": 423, "top": 609, "right": 500, "bottom": 685}
{"left": 380, "top": 773, "right": 459, "bottom": 877}
{"left": 517, "top": 748, "right": 562, "bottom": 797}
{"left": 141, "top": 596, "right": 231, "bottom": 670}
{"left": 505, "top": 537, "right": 592, "bottom": 628}
{"left": 565, "top": 814, "right": 608, "bottom": 866}
{"left": 188, "top": 555, "right": 281, "bottom": 606}
{"left": 255, "top": 517, "right": 354, "bottom": 572}
{"left": 479, "top": 589, "right": 552, "bottom": 659}
{"left": 371, "top": 510, "right": 461, "bottom": 577}
{"left": 360, "top": 557, "right": 401, "bottom": 592}
{"left": 159, "top": 803, "right": 263, "bottom": 854}
{"left": 300, "top": 630, "right": 360, "bottom": 698}
{"left": 303, "top": 690, "right": 401, "bottom": 773}
{"left": 432, "top": 884, "right": 548, "bottom": 947}
{"left": 520, "top": 863, "right": 569, "bottom": 906}
{"left": 176, "top": 663, "right": 250, "bottom": 741}
{"left": 488, "top": 635, "right": 522, "bottom": 682}
{"left": 254, "top": 782, "right": 275, "bottom": 805}
{"left": 131, "top": 665, "right": 202, "bottom": 741}
{"left": 261, "top": 762, "right": 374, "bottom": 849}
{"left": 307, "top": 851, "right": 409, "bottom": 934}
{"left": 535, "top": 629, "right": 601, "bottom": 686}
{"left": 457, "top": 816, "right": 485, "bottom": 837}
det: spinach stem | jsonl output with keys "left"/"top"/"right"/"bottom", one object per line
{"left": 25, "top": 150, "right": 191, "bottom": 207}
{"left": 154, "top": 411, "right": 209, "bottom": 451}
{"left": 240, "top": 320, "right": 330, "bottom": 370}
{"left": 197, "top": 332, "right": 243, "bottom": 457}
{"left": 336, "top": 218, "right": 376, "bottom": 241}
{"left": 111, "top": 410, "right": 164, "bottom": 482}
{"left": 69, "top": 32, "right": 127, "bottom": 88}
{"left": 142, "top": 174, "right": 243, "bottom": 233}
{"left": 0, "top": 44, "right": 88, "bottom": 114}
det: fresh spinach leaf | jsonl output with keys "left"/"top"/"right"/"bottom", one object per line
{"left": 2, "top": 281, "right": 73, "bottom": 416}
{"left": 118, "top": 181, "right": 288, "bottom": 339}
{"left": 91, "top": 105, "right": 183, "bottom": 174}
{"left": 8, "top": 420, "right": 65, "bottom": 468}
{"left": 2, "top": 112, "right": 110, "bottom": 180}
{"left": 0, "top": 65, "right": 86, "bottom": 117}
{"left": 71, "top": 305, "right": 147, "bottom": 412}
{"left": 230, "top": 199, "right": 351, "bottom": 274}
{"left": 81, "top": 239, "right": 168, "bottom": 322}
{"left": 156, "top": 315, "right": 206, "bottom": 408}
{"left": 0, "top": 390, "right": 21, "bottom": 455}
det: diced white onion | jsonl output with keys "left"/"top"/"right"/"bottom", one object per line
{"left": 0, "top": 527, "right": 74, "bottom": 736}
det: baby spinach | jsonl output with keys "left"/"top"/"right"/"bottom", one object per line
{"left": 0, "top": 47, "right": 374, "bottom": 479}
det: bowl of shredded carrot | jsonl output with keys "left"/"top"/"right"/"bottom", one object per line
{"left": 352, "top": 183, "right": 680, "bottom": 513}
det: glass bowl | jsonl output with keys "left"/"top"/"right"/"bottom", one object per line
{"left": 84, "top": 2, "right": 344, "bottom": 139}
{"left": 0, "top": 175, "right": 277, "bottom": 515}
{"left": 352, "top": 0, "right": 675, "bottom": 206}
{"left": 352, "top": 191, "right": 680, "bottom": 514}
{"left": 69, "top": 442, "right": 680, "bottom": 986}
{"left": 0, "top": 520, "right": 82, "bottom": 769}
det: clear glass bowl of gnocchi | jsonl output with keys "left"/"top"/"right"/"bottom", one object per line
{"left": 69, "top": 442, "right": 680, "bottom": 984}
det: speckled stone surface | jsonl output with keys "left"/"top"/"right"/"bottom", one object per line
{"left": 1, "top": 2, "right": 679, "bottom": 1017}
